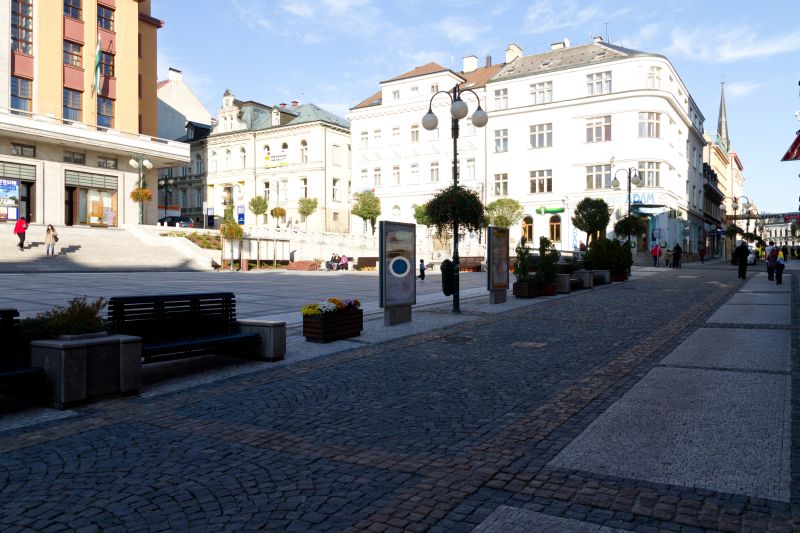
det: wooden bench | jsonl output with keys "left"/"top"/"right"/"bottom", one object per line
{"left": 459, "top": 256, "right": 484, "bottom": 272}
{"left": 356, "top": 257, "right": 379, "bottom": 270}
{"left": 106, "top": 292, "right": 283, "bottom": 363}
{"left": 287, "top": 260, "right": 321, "bottom": 271}
{"left": 0, "top": 308, "right": 46, "bottom": 400}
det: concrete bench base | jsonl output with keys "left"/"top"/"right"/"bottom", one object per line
{"left": 238, "top": 320, "right": 286, "bottom": 362}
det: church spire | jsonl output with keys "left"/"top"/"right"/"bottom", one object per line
{"left": 717, "top": 82, "right": 730, "bottom": 151}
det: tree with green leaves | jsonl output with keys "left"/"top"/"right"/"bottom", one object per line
{"left": 297, "top": 197, "right": 318, "bottom": 232}
{"left": 414, "top": 203, "right": 431, "bottom": 227}
{"left": 486, "top": 198, "right": 524, "bottom": 229}
{"left": 572, "top": 197, "right": 610, "bottom": 244}
{"left": 613, "top": 214, "right": 647, "bottom": 241}
{"left": 248, "top": 196, "right": 268, "bottom": 225}
{"left": 352, "top": 190, "right": 381, "bottom": 235}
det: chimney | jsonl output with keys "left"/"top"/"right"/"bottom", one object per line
{"left": 291, "top": 100, "right": 299, "bottom": 107}
{"left": 593, "top": 35, "right": 604, "bottom": 44}
{"left": 168, "top": 67, "right": 183, "bottom": 82}
{"left": 280, "top": 103, "right": 287, "bottom": 108}
{"left": 505, "top": 43, "right": 523, "bottom": 63}
{"left": 485, "top": 55, "right": 492, "bottom": 67}
{"left": 550, "top": 38, "right": 571, "bottom": 50}
{"left": 462, "top": 55, "right": 478, "bottom": 73}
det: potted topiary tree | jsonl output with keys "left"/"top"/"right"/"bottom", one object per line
{"left": 583, "top": 238, "right": 613, "bottom": 284}
{"left": 536, "top": 236, "right": 558, "bottom": 296}
{"left": 512, "top": 237, "right": 538, "bottom": 297}
{"left": 609, "top": 239, "right": 633, "bottom": 281}
{"left": 220, "top": 206, "right": 244, "bottom": 270}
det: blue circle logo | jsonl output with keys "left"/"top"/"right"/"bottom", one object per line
{"left": 389, "top": 256, "right": 410, "bottom": 278}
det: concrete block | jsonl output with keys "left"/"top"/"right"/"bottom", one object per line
{"left": 238, "top": 320, "right": 286, "bottom": 361}
{"left": 489, "top": 289, "right": 507, "bottom": 304}
{"left": 556, "top": 274, "right": 571, "bottom": 294}
{"left": 573, "top": 269, "right": 593, "bottom": 288}
{"left": 384, "top": 305, "right": 412, "bottom": 326}
{"left": 118, "top": 335, "right": 142, "bottom": 393}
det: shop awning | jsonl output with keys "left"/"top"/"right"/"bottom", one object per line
{"left": 782, "top": 132, "right": 800, "bottom": 161}
{"left": 535, "top": 206, "right": 565, "bottom": 214}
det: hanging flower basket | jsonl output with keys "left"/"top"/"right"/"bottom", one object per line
{"left": 425, "top": 185, "right": 487, "bottom": 236}
{"left": 130, "top": 188, "right": 153, "bottom": 202}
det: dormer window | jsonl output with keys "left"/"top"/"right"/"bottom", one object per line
{"left": 187, "top": 126, "right": 194, "bottom": 140}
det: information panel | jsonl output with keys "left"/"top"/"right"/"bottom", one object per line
{"left": 487, "top": 226, "right": 509, "bottom": 291}
{"left": 379, "top": 221, "right": 416, "bottom": 308}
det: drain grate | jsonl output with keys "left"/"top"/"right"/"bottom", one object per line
{"left": 512, "top": 341, "right": 547, "bottom": 349}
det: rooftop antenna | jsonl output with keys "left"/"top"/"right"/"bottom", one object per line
{"left": 605, "top": 22, "right": 609, "bottom": 43}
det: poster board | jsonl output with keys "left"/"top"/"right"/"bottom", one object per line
{"left": 379, "top": 221, "right": 416, "bottom": 308}
{"left": 487, "top": 226, "right": 509, "bottom": 290}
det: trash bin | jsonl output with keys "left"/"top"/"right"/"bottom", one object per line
{"left": 440, "top": 259, "right": 455, "bottom": 296}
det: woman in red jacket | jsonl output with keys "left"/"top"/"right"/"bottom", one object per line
{"left": 13, "top": 216, "right": 28, "bottom": 251}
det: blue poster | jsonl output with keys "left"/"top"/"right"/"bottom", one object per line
{"left": 0, "top": 179, "right": 20, "bottom": 207}
{"left": 237, "top": 205, "right": 245, "bottom": 224}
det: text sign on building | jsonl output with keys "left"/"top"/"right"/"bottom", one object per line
{"left": 487, "top": 226, "right": 509, "bottom": 291}
{"left": 264, "top": 151, "right": 288, "bottom": 168}
{"left": 379, "top": 221, "right": 416, "bottom": 308}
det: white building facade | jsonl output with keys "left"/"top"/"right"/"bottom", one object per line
{"left": 196, "top": 92, "right": 351, "bottom": 232}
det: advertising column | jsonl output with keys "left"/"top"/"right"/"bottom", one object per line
{"left": 379, "top": 221, "right": 416, "bottom": 326}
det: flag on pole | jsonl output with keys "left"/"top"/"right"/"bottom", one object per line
{"left": 93, "top": 32, "right": 101, "bottom": 94}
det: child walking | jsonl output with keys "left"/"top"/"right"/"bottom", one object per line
{"left": 418, "top": 259, "right": 426, "bottom": 281}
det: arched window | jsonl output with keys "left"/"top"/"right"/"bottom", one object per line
{"left": 193, "top": 154, "right": 202, "bottom": 175}
{"left": 549, "top": 215, "right": 561, "bottom": 243}
{"left": 392, "top": 205, "right": 401, "bottom": 217}
{"left": 210, "top": 151, "right": 217, "bottom": 172}
{"left": 522, "top": 216, "right": 533, "bottom": 241}
{"left": 224, "top": 149, "right": 231, "bottom": 171}
{"left": 240, "top": 147, "right": 247, "bottom": 168}
{"left": 300, "top": 140, "right": 308, "bottom": 164}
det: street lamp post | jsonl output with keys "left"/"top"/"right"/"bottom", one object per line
{"left": 720, "top": 195, "right": 751, "bottom": 262}
{"left": 611, "top": 167, "right": 642, "bottom": 244}
{"left": 421, "top": 83, "right": 488, "bottom": 313}
{"left": 158, "top": 176, "right": 175, "bottom": 220}
{"left": 129, "top": 154, "right": 153, "bottom": 225}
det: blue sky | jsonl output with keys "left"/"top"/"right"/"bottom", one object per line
{"left": 155, "top": 0, "right": 800, "bottom": 213}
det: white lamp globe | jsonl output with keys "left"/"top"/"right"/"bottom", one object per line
{"left": 143, "top": 159, "right": 153, "bottom": 170}
{"left": 611, "top": 177, "right": 620, "bottom": 188}
{"left": 731, "top": 201, "right": 739, "bottom": 211}
{"left": 129, "top": 158, "right": 139, "bottom": 168}
{"left": 631, "top": 173, "right": 641, "bottom": 186}
{"left": 421, "top": 110, "right": 438, "bottom": 131}
{"left": 471, "top": 107, "right": 488, "bottom": 128}
{"left": 450, "top": 98, "right": 468, "bottom": 120}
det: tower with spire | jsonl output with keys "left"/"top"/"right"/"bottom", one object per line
{"left": 717, "top": 82, "right": 730, "bottom": 151}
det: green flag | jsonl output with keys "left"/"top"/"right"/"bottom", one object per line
{"left": 93, "top": 32, "right": 101, "bottom": 94}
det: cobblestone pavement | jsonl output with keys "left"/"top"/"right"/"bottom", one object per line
{"left": 1, "top": 264, "right": 798, "bottom": 532}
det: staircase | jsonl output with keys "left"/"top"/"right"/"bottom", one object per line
{"left": 0, "top": 223, "right": 216, "bottom": 272}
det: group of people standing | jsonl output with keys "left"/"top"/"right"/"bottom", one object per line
{"left": 12, "top": 218, "right": 59, "bottom": 256}
{"left": 649, "top": 243, "right": 683, "bottom": 268}
{"left": 733, "top": 240, "right": 787, "bottom": 282}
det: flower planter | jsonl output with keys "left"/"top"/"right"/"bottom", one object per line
{"left": 610, "top": 272, "right": 629, "bottom": 282}
{"left": 512, "top": 280, "right": 540, "bottom": 298}
{"left": 541, "top": 282, "right": 557, "bottom": 296}
{"left": 303, "top": 309, "right": 363, "bottom": 343}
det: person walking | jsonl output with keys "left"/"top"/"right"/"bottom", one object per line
{"left": 766, "top": 241, "right": 778, "bottom": 281}
{"left": 418, "top": 259, "right": 426, "bottom": 281}
{"left": 733, "top": 240, "right": 750, "bottom": 279}
{"left": 650, "top": 242, "right": 662, "bottom": 267}
{"left": 44, "top": 224, "right": 58, "bottom": 256}
{"left": 672, "top": 243, "right": 683, "bottom": 268}
{"left": 781, "top": 245, "right": 789, "bottom": 262}
{"left": 775, "top": 251, "right": 786, "bottom": 285}
{"left": 699, "top": 245, "right": 706, "bottom": 263}
{"left": 13, "top": 216, "right": 28, "bottom": 251}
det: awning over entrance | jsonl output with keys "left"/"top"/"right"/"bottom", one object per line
{"left": 782, "top": 132, "right": 800, "bottom": 161}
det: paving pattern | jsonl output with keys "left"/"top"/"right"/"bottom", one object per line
{"left": 0, "top": 263, "right": 798, "bottom": 531}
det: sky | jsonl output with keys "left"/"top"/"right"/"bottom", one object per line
{"left": 154, "top": 0, "right": 800, "bottom": 214}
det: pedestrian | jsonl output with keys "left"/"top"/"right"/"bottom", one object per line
{"left": 418, "top": 259, "right": 426, "bottom": 281}
{"left": 766, "top": 241, "right": 778, "bottom": 281}
{"left": 13, "top": 216, "right": 28, "bottom": 251}
{"left": 782, "top": 245, "right": 789, "bottom": 262}
{"left": 44, "top": 224, "right": 59, "bottom": 256}
{"left": 650, "top": 242, "right": 662, "bottom": 267}
{"left": 699, "top": 245, "right": 706, "bottom": 263}
{"left": 775, "top": 251, "right": 785, "bottom": 285}
{"left": 338, "top": 253, "right": 349, "bottom": 271}
{"left": 664, "top": 247, "right": 672, "bottom": 268}
{"left": 672, "top": 243, "right": 683, "bottom": 268}
{"left": 579, "top": 241, "right": 586, "bottom": 252}
{"left": 733, "top": 240, "right": 750, "bottom": 279}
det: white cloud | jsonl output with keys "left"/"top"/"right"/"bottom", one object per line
{"left": 523, "top": 0, "right": 602, "bottom": 34}
{"left": 615, "top": 23, "right": 658, "bottom": 51}
{"left": 434, "top": 16, "right": 491, "bottom": 45}
{"left": 726, "top": 81, "right": 763, "bottom": 97}
{"left": 281, "top": 1, "right": 314, "bottom": 18}
{"left": 666, "top": 25, "right": 800, "bottom": 63}
{"left": 321, "top": 0, "right": 371, "bottom": 12}
{"left": 231, "top": 0, "right": 272, "bottom": 30}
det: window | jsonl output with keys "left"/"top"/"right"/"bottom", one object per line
{"left": 300, "top": 140, "right": 308, "bottom": 163}
{"left": 210, "top": 151, "right": 217, "bottom": 172}
{"left": 495, "top": 129, "right": 508, "bottom": 152}
{"left": 332, "top": 145, "right": 341, "bottom": 166}
{"left": 465, "top": 158, "right": 475, "bottom": 180}
{"left": 194, "top": 154, "right": 203, "bottom": 175}
{"left": 410, "top": 163, "right": 419, "bottom": 183}
{"left": 224, "top": 149, "right": 231, "bottom": 170}
{"left": 97, "top": 156, "right": 117, "bottom": 169}
{"left": 586, "top": 164, "right": 611, "bottom": 190}
{"left": 63, "top": 151, "right": 85, "bottom": 164}
{"left": 522, "top": 216, "right": 533, "bottom": 241}
{"left": 530, "top": 81, "right": 552, "bottom": 105}
{"left": 549, "top": 215, "right": 561, "bottom": 242}
{"left": 301, "top": 177, "right": 308, "bottom": 198}
{"left": 431, "top": 84, "right": 439, "bottom": 94}
{"left": 63, "top": 41, "right": 82, "bottom": 66}
{"left": 360, "top": 131, "right": 368, "bottom": 148}
{"left": 638, "top": 161, "right": 660, "bottom": 186}
{"left": 392, "top": 89, "right": 400, "bottom": 100}
{"left": 410, "top": 86, "right": 418, "bottom": 97}
{"left": 647, "top": 66, "right": 661, "bottom": 89}
{"left": 96, "top": 96, "right": 114, "bottom": 128}
{"left": 63, "top": 88, "right": 82, "bottom": 122}
{"left": 529, "top": 123, "right": 552, "bottom": 149}
{"left": 373, "top": 129, "right": 381, "bottom": 144}
{"left": 410, "top": 124, "right": 419, "bottom": 142}
{"left": 332, "top": 178, "right": 340, "bottom": 201}
{"left": 10, "top": 77, "right": 32, "bottom": 113}
{"left": 692, "top": 147, "right": 698, "bottom": 169}
{"left": 494, "top": 173, "right": 508, "bottom": 196}
{"left": 194, "top": 187, "right": 203, "bottom": 208}
{"left": 530, "top": 170, "right": 552, "bottom": 194}
{"left": 333, "top": 212, "right": 339, "bottom": 221}
{"left": 97, "top": 5, "right": 114, "bottom": 31}
{"left": 392, "top": 165, "right": 400, "bottom": 185}
{"left": 240, "top": 147, "right": 247, "bottom": 168}
{"left": 11, "top": 143, "right": 35, "bottom": 157}
{"left": 430, "top": 161, "right": 439, "bottom": 183}
{"left": 638, "top": 112, "right": 660, "bottom": 138}
{"left": 374, "top": 167, "right": 381, "bottom": 187}
{"left": 64, "top": 0, "right": 81, "bottom": 20}
{"left": 99, "top": 51, "right": 114, "bottom": 77}
{"left": 494, "top": 88, "right": 508, "bottom": 110}
{"left": 586, "top": 116, "right": 611, "bottom": 143}
{"left": 360, "top": 168, "right": 368, "bottom": 184}
{"left": 586, "top": 71, "right": 612, "bottom": 96}
{"left": 12, "top": 0, "right": 33, "bottom": 54}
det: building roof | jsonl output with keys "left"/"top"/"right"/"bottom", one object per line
{"left": 156, "top": 79, "right": 170, "bottom": 90}
{"left": 384, "top": 62, "right": 449, "bottom": 83}
{"left": 490, "top": 42, "right": 649, "bottom": 82}
{"left": 284, "top": 103, "right": 349, "bottom": 129}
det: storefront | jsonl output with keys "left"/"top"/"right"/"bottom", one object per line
{"left": 0, "top": 161, "right": 36, "bottom": 222}
{"left": 64, "top": 170, "right": 119, "bottom": 227}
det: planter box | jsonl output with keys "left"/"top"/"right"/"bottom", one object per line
{"left": 610, "top": 272, "right": 629, "bottom": 282}
{"left": 303, "top": 309, "right": 363, "bottom": 343}
{"left": 30, "top": 333, "right": 142, "bottom": 409}
{"left": 541, "top": 282, "right": 557, "bottom": 296}
{"left": 512, "top": 280, "right": 540, "bottom": 298}
{"left": 591, "top": 270, "right": 610, "bottom": 285}
{"left": 573, "top": 270, "right": 593, "bottom": 289}
{"left": 556, "top": 274, "right": 571, "bottom": 294}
